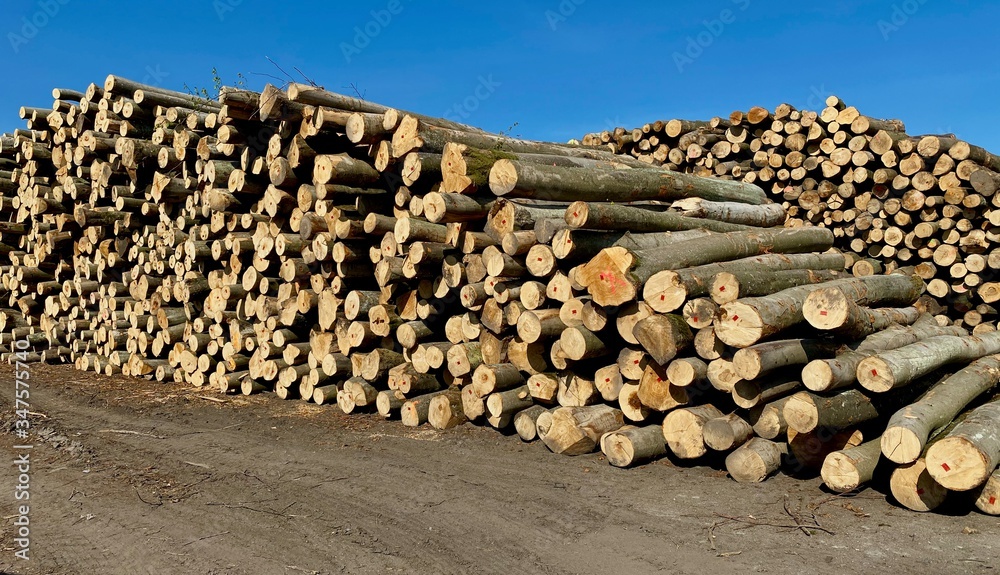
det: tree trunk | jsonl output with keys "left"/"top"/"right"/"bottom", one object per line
{"left": 428, "top": 387, "right": 467, "bottom": 430}
{"left": 725, "top": 438, "right": 787, "bottom": 483}
{"left": 559, "top": 326, "right": 610, "bottom": 361}
{"left": 752, "top": 397, "right": 792, "bottom": 439}
{"left": 579, "top": 227, "right": 834, "bottom": 307}
{"left": 490, "top": 159, "right": 768, "bottom": 204}
{"left": 785, "top": 375, "right": 941, "bottom": 434}
{"left": 401, "top": 390, "right": 445, "bottom": 427}
{"left": 974, "top": 469, "right": 1000, "bottom": 515}
{"left": 486, "top": 385, "right": 534, "bottom": 419}
{"left": 541, "top": 405, "right": 625, "bottom": 455}
{"left": 422, "top": 192, "right": 494, "bottom": 223}
{"left": 820, "top": 437, "right": 883, "bottom": 492}
{"left": 662, "top": 404, "right": 724, "bottom": 459}
{"left": 733, "top": 338, "right": 841, "bottom": 381}
{"left": 802, "top": 322, "right": 966, "bottom": 392}
{"left": 552, "top": 229, "right": 714, "bottom": 262}
{"left": 527, "top": 373, "right": 559, "bottom": 404}
{"left": 391, "top": 114, "right": 613, "bottom": 159}
{"left": 514, "top": 405, "right": 550, "bottom": 441}
{"left": 718, "top": 274, "right": 925, "bottom": 349}
{"left": 889, "top": 458, "right": 950, "bottom": 513}
{"left": 472, "top": 362, "right": 525, "bottom": 397}
{"left": 618, "top": 382, "right": 651, "bottom": 422}
{"left": 926, "top": 396, "right": 1000, "bottom": 491}
{"left": 631, "top": 313, "right": 692, "bottom": 365}
{"left": 858, "top": 332, "right": 1000, "bottom": 393}
{"left": 703, "top": 413, "right": 755, "bottom": 452}
{"left": 671, "top": 197, "right": 787, "bottom": 227}
{"left": 564, "top": 201, "right": 750, "bottom": 233}
{"left": 602, "top": 425, "right": 667, "bottom": 467}
{"left": 732, "top": 375, "right": 801, "bottom": 409}
{"left": 709, "top": 268, "right": 846, "bottom": 306}
{"left": 882, "top": 356, "right": 1000, "bottom": 464}
{"left": 802, "top": 274, "right": 925, "bottom": 330}
{"left": 376, "top": 390, "right": 407, "bottom": 419}
{"left": 889, "top": 416, "right": 967, "bottom": 512}
{"left": 447, "top": 342, "right": 482, "bottom": 377}
{"left": 665, "top": 357, "right": 708, "bottom": 387}
{"left": 645, "top": 252, "right": 845, "bottom": 313}
{"left": 461, "top": 386, "right": 486, "bottom": 420}
{"left": 557, "top": 373, "right": 600, "bottom": 407}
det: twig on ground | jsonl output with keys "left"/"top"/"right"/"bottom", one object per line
{"left": 713, "top": 512, "right": 835, "bottom": 535}
{"left": 133, "top": 487, "right": 162, "bottom": 507}
{"left": 182, "top": 531, "right": 230, "bottom": 547}
{"left": 783, "top": 496, "right": 813, "bottom": 536}
{"left": 98, "top": 429, "right": 165, "bottom": 439}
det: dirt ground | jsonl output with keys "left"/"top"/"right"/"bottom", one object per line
{"left": 0, "top": 364, "right": 996, "bottom": 575}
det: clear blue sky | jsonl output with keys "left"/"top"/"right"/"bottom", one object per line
{"left": 3, "top": 1, "right": 998, "bottom": 150}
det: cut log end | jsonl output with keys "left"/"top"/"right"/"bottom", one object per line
{"left": 801, "top": 360, "right": 834, "bottom": 392}
{"left": 564, "top": 201, "right": 590, "bottom": 229}
{"left": 802, "top": 287, "right": 850, "bottom": 330}
{"left": 783, "top": 393, "right": 820, "bottom": 433}
{"left": 856, "top": 356, "right": 895, "bottom": 392}
{"left": 926, "top": 436, "right": 992, "bottom": 491}
{"left": 890, "top": 461, "right": 949, "bottom": 512}
{"left": 602, "top": 425, "right": 667, "bottom": 467}
{"left": 716, "top": 302, "right": 765, "bottom": 348}
{"left": 880, "top": 427, "right": 924, "bottom": 465}
{"left": 488, "top": 159, "right": 518, "bottom": 196}
{"left": 725, "top": 438, "right": 786, "bottom": 483}
{"left": 662, "top": 405, "right": 723, "bottom": 459}
{"left": 577, "top": 247, "right": 637, "bottom": 307}
{"left": 975, "top": 471, "right": 1000, "bottom": 515}
{"left": 642, "top": 271, "right": 686, "bottom": 313}
{"left": 820, "top": 452, "right": 863, "bottom": 492}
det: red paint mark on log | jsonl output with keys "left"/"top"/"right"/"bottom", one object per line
{"left": 692, "top": 316, "right": 698, "bottom": 323}
{"left": 820, "top": 310, "right": 827, "bottom": 316}
{"left": 572, "top": 310, "right": 577, "bottom": 314}
{"left": 732, "top": 315, "right": 739, "bottom": 321}
{"left": 916, "top": 488, "right": 925, "bottom": 495}
{"left": 719, "top": 286, "right": 725, "bottom": 291}
{"left": 990, "top": 496, "right": 997, "bottom": 505}
{"left": 941, "top": 463, "right": 951, "bottom": 472}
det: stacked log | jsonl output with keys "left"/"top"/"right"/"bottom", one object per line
{"left": 584, "top": 99, "right": 1000, "bottom": 331}
{"left": 1, "top": 76, "right": 998, "bottom": 517}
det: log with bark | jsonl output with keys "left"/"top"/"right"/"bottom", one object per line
{"left": 926, "top": 395, "right": 1000, "bottom": 491}
{"left": 579, "top": 227, "right": 835, "bottom": 307}
{"left": 882, "top": 355, "right": 1000, "bottom": 464}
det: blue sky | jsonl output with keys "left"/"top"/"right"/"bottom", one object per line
{"left": 3, "top": 1, "right": 997, "bottom": 150}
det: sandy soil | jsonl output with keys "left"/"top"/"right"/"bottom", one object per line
{"left": 0, "top": 363, "right": 997, "bottom": 575}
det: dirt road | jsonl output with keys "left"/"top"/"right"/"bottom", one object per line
{"left": 0, "top": 364, "right": 996, "bottom": 574}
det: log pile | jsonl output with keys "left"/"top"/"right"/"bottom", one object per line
{"left": 584, "top": 99, "right": 1000, "bottom": 331}
{"left": 0, "top": 76, "right": 997, "bottom": 516}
